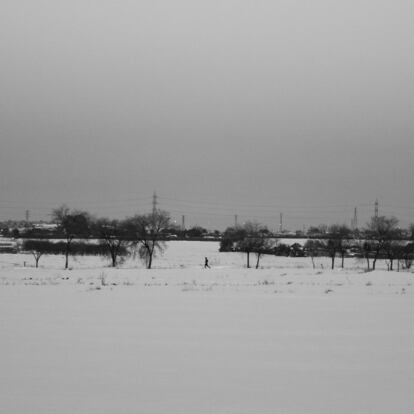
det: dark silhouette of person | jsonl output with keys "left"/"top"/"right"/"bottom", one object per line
{"left": 204, "top": 257, "right": 210, "bottom": 268}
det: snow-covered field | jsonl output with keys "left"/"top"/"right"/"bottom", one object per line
{"left": 1, "top": 241, "right": 414, "bottom": 413}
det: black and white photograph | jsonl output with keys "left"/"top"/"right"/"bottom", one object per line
{"left": 1, "top": 1, "right": 413, "bottom": 413}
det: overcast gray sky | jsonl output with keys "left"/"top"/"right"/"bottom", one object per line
{"left": 1, "top": 0, "right": 413, "bottom": 230}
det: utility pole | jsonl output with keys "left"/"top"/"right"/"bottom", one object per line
{"left": 152, "top": 191, "right": 158, "bottom": 215}
{"left": 25, "top": 210, "right": 30, "bottom": 223}
{"left": 235, "top": 214, "right": 238, "bottom": 228}
{"left": 374, "top": 198, "right": 379, "bottom": 219}
{"left": 181, "top": 215, "right": 185, "bottom": 231}
{"left": 279, "top": 213, "right": 283, "bottom": 233}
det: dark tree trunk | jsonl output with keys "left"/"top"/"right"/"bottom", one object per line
{"left": 65, "top": 238, "right": 72, "bottom": 269}
{"left": 111, "top": 249, "right": 117, "bottom": 267}
{"left": 331, "top": 255, "right": 335, "bottom": 270}
{"left": 246, "top": 252, "right": 250, "bottom": 268}
{"left": 147, "top": 247, "right": 153, "bottom": 269}
{"left": 341, "top": 253, "right": 345, "bottom": 268}
{"left": 105, "top": 239, "right": 119, "bottom": 268}
{"left": 372, "top": 247, "right": 381, "bottom": 271}
{"left": 256, "top": 253, "right": 261, "bottom": 269}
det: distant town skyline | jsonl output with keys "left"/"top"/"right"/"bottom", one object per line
{"left": 0, "top": 193, "right": 410, "bottom": 233}
{"left": 1, "top": 1, "right": 413, "bottom": 230}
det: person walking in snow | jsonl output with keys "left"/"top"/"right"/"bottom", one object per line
{"left": 204, "top": 257, "right": 210, "bottom": 268}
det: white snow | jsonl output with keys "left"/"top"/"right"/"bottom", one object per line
{"left": 1, "top": 241, "right": 414, "bottom": 413}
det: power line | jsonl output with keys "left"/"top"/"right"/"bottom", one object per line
{"left": 158, "top": 195, "right": 373, "bottom": 211}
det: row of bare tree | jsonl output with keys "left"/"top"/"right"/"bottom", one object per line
{"left": 25, "top": 205, "right": 414, "bottom": 272}
{"left": 221, "top": 216, "right": 414, "bottom": 271}
{"left": 48, "top": 205, "right": 171, "bottom": 269}
{"left": 305, "top": 216, "right": 414, "bottom": 271}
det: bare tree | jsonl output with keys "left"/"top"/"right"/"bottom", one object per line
{"left": 322, "top": 224, "right": 350, "bottom": 270}
{"left": 125, "top": 210, "right": 170, "bottom": 269}
{"left": 31, "top": 250, "right": 44, "bottom": 268}
{"left": 304, "top": 239, "right": 323, "bottom": 269}
{"left": 383, "top": 235, "right": 404, "bottom": 271}
{"left": 95, "top": 218, "right": 129, "bottom": 267}
{"left": 236, "top": 222, "right": 274, "bottom": 268}
{"left": 236, "top": 223, "right": 256, "bottom": 268}
{"left": 337, "top": 225, "right": 352, "bottom": 268}
{"left": 357, "top": 240, "right": 373, "bottom": 271}
{"left": 364, "top": 216, "right": 400, "bottom": 270}
{"left": 52, "top": 205, "right": 91, "bottom": 269}
{"left": 253, "top": 226, "right": 275, "bottom": 269}
{"left": 22, "top": 239, "right": 46, "bottom": 268}
{"left": 401, "top": 242, "right": 414, "bottom": 270}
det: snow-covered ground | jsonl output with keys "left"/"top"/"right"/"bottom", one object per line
{"left": 1, "top": 241, "right": 414, "bottom": 413}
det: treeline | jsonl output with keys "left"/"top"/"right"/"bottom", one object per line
{"left": 22, "top": 205, "right": 172, "bottom": 269}
{"left": 23, "top": 240, "right": 109, "bottom": 256}
{"left": 12, "top": 203, "right": 414, "bottom": 272}
{"left": 17, "top": 204, "right": 223, "bottom": 270}
{"left": 220, "top": 217, "right": 414, "bottom": 271}
{"left": 2, "top": 222, "right": 220, "bottom": 241}
{"left": 22, "top": 239, "right": 126, "bottom": 268}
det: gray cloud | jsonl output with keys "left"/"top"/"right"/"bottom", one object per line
{"left": 1, "top": 0, "right": 413, "bottom": 228}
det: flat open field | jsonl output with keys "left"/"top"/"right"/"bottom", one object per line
{"left": 1, "top": 241, "right": 414, "bottom": 413}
